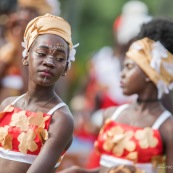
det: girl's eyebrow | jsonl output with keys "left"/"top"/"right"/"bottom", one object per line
{"left": 37, "top": 45, "right": 49, "bottom": 49}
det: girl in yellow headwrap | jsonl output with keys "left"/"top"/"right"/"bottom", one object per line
{"left": 58, "top": 31, "right": 173, "bottom": 173}
{"left": 0, "top": 13, "right": 78, "bottom": 173}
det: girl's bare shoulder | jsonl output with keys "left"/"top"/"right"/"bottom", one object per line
{"left": 103, "top": 106, "right": 118, "bottom": 121}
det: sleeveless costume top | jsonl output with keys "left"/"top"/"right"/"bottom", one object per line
{"left": 0, "top": 94, "right": 67, "bottom": 167}
{"left": 95, "top": 104, "right": 171, "bottom": 173}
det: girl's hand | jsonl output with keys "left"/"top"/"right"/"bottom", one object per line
{"left": 58, "top": 166, "right": 99, "bottom": 173}
{"left": 107, "top": 165, "right": 145, "bottom": 173}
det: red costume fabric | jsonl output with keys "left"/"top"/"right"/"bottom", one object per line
{"left": 0, "top": 105, "right": 51, "bottom": 155}
{"left": 95, "top": 120, "right": 163, "bottom": 163}
{"left": 0, "top": 99, "right": 66, "bottom": 167}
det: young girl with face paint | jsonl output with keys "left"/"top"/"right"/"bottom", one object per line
{"left": 58, "top": 37, "right": 173, "bottom": 173}
{"left": 0, "top": 14, "right": 78, "bottom": 173}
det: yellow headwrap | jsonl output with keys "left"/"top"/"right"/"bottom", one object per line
{"left": 23, "top": 13, "right": 73, "bottom": 51}
{"left": 126, "top": 37, "right": 173, "bottom": 98}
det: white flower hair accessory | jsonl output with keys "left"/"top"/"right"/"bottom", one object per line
{"left": 21, "top": 37, "right": 29, "bottom": 58}
{"left": 150, "top": 41, "right": 168, "bottom": 73}
{"left": 68, "top": 43, "right": 79, "bottom": 69}
{"left": 157, "top": 80, "right": 169, "bottom": 99}
{"left": 150, "top": 41, "right": 173, "bottom": 98}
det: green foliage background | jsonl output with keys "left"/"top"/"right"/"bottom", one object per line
{"left": 58, "top": 0, "right": 173, "bottom": 100}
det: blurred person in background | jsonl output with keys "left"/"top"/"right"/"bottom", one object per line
{"left": 75, "top": 0, "right": 151, "bottom": 169}
{"left": 57, "top": 0, "right": 152, "bottom": 171}
{"left": 0, "top": 0, "right": 17, "bottom": 47}
{"left": 135, "top": 17, "right": 173, "bottom": 114}
{"left": 84, "top": 16, "right": 173, "bottom": 173}
{"left": 58, "top": 35, "right": 173, "bottom": 173}
{"left": 0, "top": 0, "right": 61, "bottom": 103}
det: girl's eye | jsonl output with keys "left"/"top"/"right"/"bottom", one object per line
{"left": 37, "top": 52, "right": 46, "bottom": 57}
{"left": 55, "top": 57, "right": 65, "bottom": 62}
{"left": 126, "top": 63, "right": 134, "bottom": 69}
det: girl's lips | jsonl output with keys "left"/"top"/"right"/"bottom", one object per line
{"left": 40, "top": 70, "right": 53, "bottom": 77}
{"left": 120, "top": 80, "right": 125, "bottom": 87}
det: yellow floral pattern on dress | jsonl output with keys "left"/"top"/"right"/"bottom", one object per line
{"left": 126, "top": 151, "right": 138, "bottom": 162}
{"left": 0, "top": 125, "right": 13, "bottom": 150}
{"left": 103, "top": 126, "right": 136, "bottom": 156}
{"left": 18, "top": 129, "right": 38, "bottom": 154}
{"left": 35, "top": 127, "right": 48, "bottom": 144}
{"left": 0, "top": 112, "right": 5, "bottom": 119}
{"left": 2, "top": 134, "right": 13, "bottom": 150}
{"left": 29, "top": 112, "right": 50, "bottom": 128}
{"left": 0, "top": 125, "right": 10, "bottom": 143}
{"left": 134, "top": 127, "right": 158, "bottom": 149}
{"left": 10, "top": 111, "right": 29, "bottom": 131}
{"left": 0, "top": 105, "right": 51, "bottom": 154}
{"left": 108, "top": 165, "right": 146, "bottom": 173}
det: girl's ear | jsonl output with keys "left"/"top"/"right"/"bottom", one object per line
{"left": 22, "top": 56, "right": 29, "bottom": 66}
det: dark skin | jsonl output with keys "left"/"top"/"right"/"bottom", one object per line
{"left": 0, "top": 34, "right": 74, "bottom": 173}
{"left": 58, "top": 58, "right": 173, "bottom": 173}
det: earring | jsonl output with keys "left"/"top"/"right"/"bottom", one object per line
{"left": 24, "top": 62, "right": 28, "bottom": 66}
{"left": 62, "top": 73, "right": 66, "bottom": 76}
{"left": 145, "top": 77, "right": 150, "bottom": 82}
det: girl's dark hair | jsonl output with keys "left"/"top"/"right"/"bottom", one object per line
{"left": 136, "top": 17, "right": 173, "bottom": 54}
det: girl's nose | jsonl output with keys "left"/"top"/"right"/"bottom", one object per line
{"left": 120, "top": 68, "right": 125, "bottom": 79}
{"left": 43, "top": 56, "right": 55, "bottom": 68}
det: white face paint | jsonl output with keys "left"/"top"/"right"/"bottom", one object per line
{"left": 43, "top": 76, "right": 47, "bottom": 83}
{"left": 38, "top": 43, "right": 66, "bottom": 55}
{"left": 43, "top": 56, "right": 54, "bottom": 66}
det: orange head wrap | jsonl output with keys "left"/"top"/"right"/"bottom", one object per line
{"left": 23, "top": 13, "right": 73, "bottom": 51}
{"left": 126, "top": 37, "right": 173, "bottom": 98}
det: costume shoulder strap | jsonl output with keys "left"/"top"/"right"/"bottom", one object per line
{"left": 152, "top": 110, "right": 172, "bottom": 129}
{"left": 47, "top": 102, "right": 67, "bottom": 115}
{"left": 11, "top": 94, "right": 26, "bottom": 105}
{"left": 111, "top": 104, "right": 129, "bottom": 120}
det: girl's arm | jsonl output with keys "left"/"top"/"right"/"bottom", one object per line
{"left": 27, "top": 107, "right": 74, "bottom": 173}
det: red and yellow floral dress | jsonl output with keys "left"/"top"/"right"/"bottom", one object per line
{"left": 95, "top": 104, "right": 171, "bottom": 173}
{"left": 0, "top": 94, "right": 66, "bottom": 167}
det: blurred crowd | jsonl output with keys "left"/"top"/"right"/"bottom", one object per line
{"left": 0, "top": 0, "right": 172, "bottom": 172}
{"left": 0, "top": 0, "right": 61, "bottom": 102}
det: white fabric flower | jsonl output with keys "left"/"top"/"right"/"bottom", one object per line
{"left": 150, "top": 41, "right": 168, "bottom": 73}
{"left": 168, "top": 82, "right": 173, "bottom": 90}
{"left": 162, "top": 61, "right": 173, "bottom": 76}
{"left": 68, "top": 43, "right": 79, "bottom": 69}
{"left": 21, "top": 37, "right": 29, "bottom": 58}
{"left": 157, "top": 80, "right": 169, "bottom": 99}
